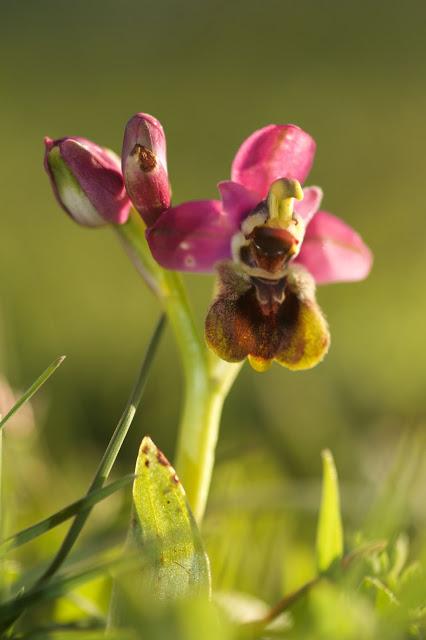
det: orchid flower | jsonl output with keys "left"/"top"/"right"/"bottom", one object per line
{"left": 45, "top": 117, "right": 372, "bottom": 374}
{"left": 143, "top": 121, "right": 372, "bottom": 372}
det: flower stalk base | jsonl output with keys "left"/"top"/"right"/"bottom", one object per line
{"left": 115, "top": 209, "right": 241, "bottom": 522}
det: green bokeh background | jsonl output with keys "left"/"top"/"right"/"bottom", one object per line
{"left": 1, "top": 0, "right": 426, "bottom": 603}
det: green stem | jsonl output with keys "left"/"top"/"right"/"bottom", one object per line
{"left": 174, "top": 359, "right": 242, "bottom": 522}
{"left": 115, "top": 209, "right": 242, "bottom": 522}
{"left": 115, "top": 210, "right": 207, "bottom": 380}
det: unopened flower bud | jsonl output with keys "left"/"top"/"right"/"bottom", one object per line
{"left": 44, "top": 137, "right": 131, "bottom": 227}
{"left": 122, "top": 113, "right": 171, "bottom": 226}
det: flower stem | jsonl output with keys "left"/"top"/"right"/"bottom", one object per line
{"left": 115, "top": 209, "right": 242, "bottom": 522}
{"left": 115, "top": 210, "right": 207, "bottom": 377}
{"left": 174, "top": 359, "right": 242, "bottom": 522}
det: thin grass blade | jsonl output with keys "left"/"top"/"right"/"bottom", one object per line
{"left": 0, "top": 356, "right": 66, "bottom": 431}
{"left": 0, "top": 474, "right": 134, "bottom": 556}
{"left": 0, "top": 316, "right": 166, "bottom": 634}
{"left": 0, "top": 554, "right": 138, "bottom": 627}
{"left": 36, "top": 314, "right": 166, "bottom": 584}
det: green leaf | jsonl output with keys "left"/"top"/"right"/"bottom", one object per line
{"left": 0, "top": 355, "right": 66, "bottom": 431}
{"left": 0, "top": 474, "right": 134, "bottom": 556}
{"left": 110, "top": 436, "right": 210, "bottom": 625}
{"left": 316, "top": 449, "right": 344, "bottom": 573}
{"left": 131, "top": 436, "right": 210, "bottom": 597}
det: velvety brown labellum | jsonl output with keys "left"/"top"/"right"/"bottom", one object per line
{"left": 205, "top": 262, "right": 330, "bottom": 371}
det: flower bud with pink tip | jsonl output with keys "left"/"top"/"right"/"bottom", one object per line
{"left": 44, "top": 137, "right": 131, "bottom": 227}
{"left": 122, "top": 113, "right": 171, "bottom": 227}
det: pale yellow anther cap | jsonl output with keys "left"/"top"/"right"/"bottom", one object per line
{"left": 267, "top": 178, "right": 303, "bottom": 226}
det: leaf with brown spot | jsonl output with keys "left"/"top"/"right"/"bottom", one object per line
{"left": 109, "top": 436, "right": 210, "bottom": 624}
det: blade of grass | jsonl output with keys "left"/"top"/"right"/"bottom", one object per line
{"left": 36, "top": 314, "right": 166, "bottom": 584}
{"left": 238, "top": 540, "right": 390, "bottom": 639}
{"left": 0, "top": 474, "right": 135, "bottom": 556}
{"left": 10, "top": 618, "right": 103, "bottom": 639}
{"left": 0, "top": 356, "right": 66, "bottom": 431}
{"left": 0, "top": 356, "right": 65, "bottom": 596}
{"left": 16, "top": 630, "right": 137, "bottom": 640}
{"left": 0, "top": 315, "right": 166, "bottom": 634}
{"left": 0, "top": 553, "right": 139, "bottom": 626}
{"left": 12, "top": 620, "right": 139, "bottom": 640}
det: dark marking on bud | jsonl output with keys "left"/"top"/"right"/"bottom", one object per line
{"left": 156, "top": 449, "right": 170, "bottom": 466}
{"left": 144, "top": 459, "right": 150, "bottom": 468}
{"left": 131, "top": 144, "right": 157, "bottom": 172}
{"left": 142, "top": 444, "right": 150, "bottom": 454}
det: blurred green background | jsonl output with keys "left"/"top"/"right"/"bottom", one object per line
{"left": 1, "top": 0, "right": 426, "bottom": 606}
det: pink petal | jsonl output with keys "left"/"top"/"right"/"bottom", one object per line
{"left": 218, "top": 180, "right": 259, "bottom": 222}
{"left": 146, "top": 200, "right": 236, "bottom": 272}
{"left": 296, "top": 211, "right": 373, "bottom": 284}
{"left": 231, "top": 125, "right": 316, "bottom": 198}
{"left": 61, "top": 139, "right": 130, "bottom": 224}
{"left": 71, "top": 137, "right": 124, "bottom": 174}
{"left": 294, "top": 186, "right": 323, "bottom": 224}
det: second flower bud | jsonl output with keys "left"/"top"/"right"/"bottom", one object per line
{"left": 122, "top": 113, "right": 171, "bottom": 227}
